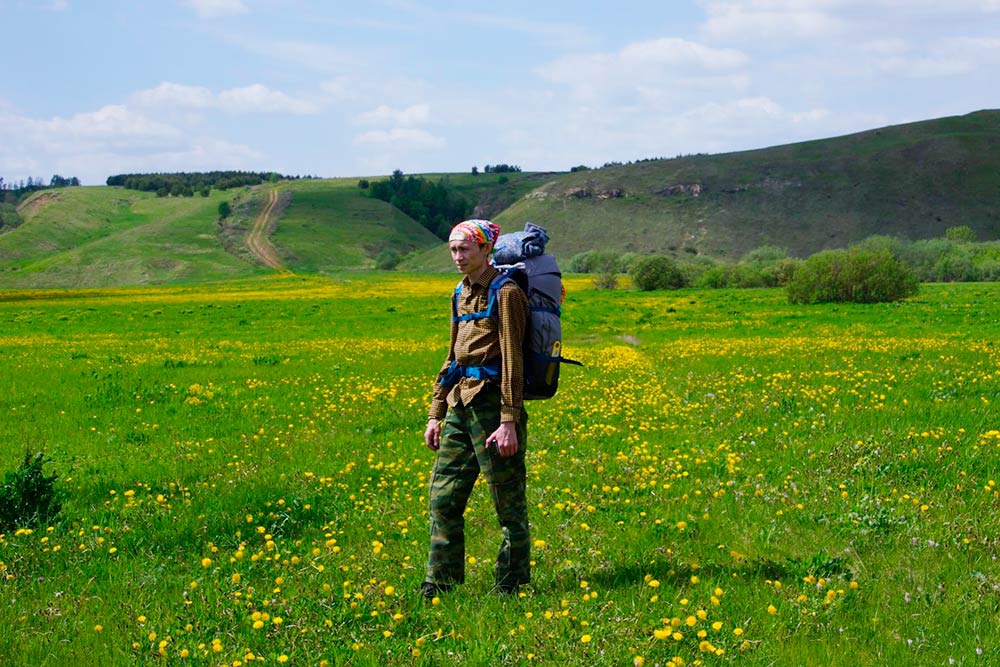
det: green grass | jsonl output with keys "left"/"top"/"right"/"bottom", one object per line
{"left": 0, "top": 186, "right": 264, "bottom": 287}
{"left": 1, "top": 276, "right": 999, "bottom": 666}
{"left": 498, "top": 110, "right": 1000, "bottom": 260}
{"left": 271, "top": 179, "right": 441, "bottom": 272}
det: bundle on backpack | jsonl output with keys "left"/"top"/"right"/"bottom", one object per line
{"left": 448, "top": 223, "right": 581, "bottom": 400}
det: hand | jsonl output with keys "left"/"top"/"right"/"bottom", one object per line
{"left": 486, "top": 422, "right": 519, "bottom": 458}
{"left": 424, "top": 419, "right": 442, "bottom": 451}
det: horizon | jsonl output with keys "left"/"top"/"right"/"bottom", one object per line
{"left": 2, "top": 1, "right": 999, "bottom": 187}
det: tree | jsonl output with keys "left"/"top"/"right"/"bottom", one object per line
{"left": 218, "top": 201, "right": 232, "bottom": 218}
{"left": 630, "top": 255, "right": 687, "bottom": 291}
{"left": 471, "top": 166, "right": 478, "bottom": 176}
{"left": 945, "top": 225, "right": 976, "bottom": 243}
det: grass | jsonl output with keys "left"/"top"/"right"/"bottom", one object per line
{"left": 497, "top": 110, "right": 1000, "bottom": 260}
{"left": 1, "top": 276, "right": 999, "bottom": 666}
{"left": 270, "top": 179, "right": 440, "bottom": 273}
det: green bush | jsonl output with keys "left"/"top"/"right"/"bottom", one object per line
{"left": 630, "top": 255, "right": 687, "bottom": 291}
{"left": 0, "top": 452, "right": 64, "bottom": 530}
{"left": 374, "top": 249, "right": 402, "bottom": 270}
{"left": 786, "top": 249, "right": 918, "bottom": 304}
{"left": 567, "top": 250, "right": 625, "bottom": 274}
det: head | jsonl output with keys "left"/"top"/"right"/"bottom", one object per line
{"left": 448, "top": 219, "right": 500, "bottom": 278}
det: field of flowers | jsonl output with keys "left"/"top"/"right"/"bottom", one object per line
{"left": 1, "top": 274, "right": 998, "bottom": 666}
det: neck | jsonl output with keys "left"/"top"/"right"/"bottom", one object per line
{"left": 465, "top": 262, "right": 493, "bottom": 284}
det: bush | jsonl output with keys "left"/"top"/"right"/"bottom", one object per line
{"left": 374, "top": 249, "right": 402, "bottom": 270}
{"left": 630, "top": 255, "right": 687, "bottom": 291}
{"left": 218, "top": 201, "right": 232, "bottom": 219}
{"left": 786, "top": 249, "right": 918, "bottom": 304}
{"left": 567, "top": 250, "right": 625, "bottom": 274}
{"left": 0, "top": 452, "right": 64, "bottom": 530}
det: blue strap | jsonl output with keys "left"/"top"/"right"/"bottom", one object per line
{"left": 439, "top": 360, "right": 501, "bottom": 389}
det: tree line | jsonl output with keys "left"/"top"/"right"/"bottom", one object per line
{"left": 364, "top": 170, "right": 470, "bottom": 240}
{"left": 1, "top": 174, "right": 81, "bottom": 194}
{"left": 106, "top": 171, "right": 306, "bottom": 197}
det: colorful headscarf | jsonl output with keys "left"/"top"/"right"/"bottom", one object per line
{"left": 449, "top": 219, "right": 501, "bottom": 246}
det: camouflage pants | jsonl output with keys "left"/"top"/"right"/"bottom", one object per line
{"left": 425, "top": 389, "right": 530, "bottom": 589}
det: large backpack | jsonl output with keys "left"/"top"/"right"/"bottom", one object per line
{"left": 449, "top": 232, "right": 581, "bottom": 400}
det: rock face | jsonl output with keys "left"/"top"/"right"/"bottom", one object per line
{"left": 658, "top": 183, "right": 703, "bottom": 197}
{"left": 563, "top": 187, "right": 625, "bottom": 200}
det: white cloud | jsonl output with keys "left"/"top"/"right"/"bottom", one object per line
{"left": 538, "top": 37, "right": 749, "bottom": 105}
{"left": 876, "top": 36, "right": 1000, "bottom": 77}
{"left": 132, "top": 82, "right": 215, "bottom": 110}
{"left": 181, "top": 0, "right": 247, "bottom": 19}
{"left": 357, "top": 103, "right": 431, "bottom": 127}
{"left": 218, "top": 84, "right": 318, "bottom": 114}
{"left": 132, "top": 82, "right": 318, "bottom": 114}
{"left": 353, "top": 128, "right": 445, "bottom": 150}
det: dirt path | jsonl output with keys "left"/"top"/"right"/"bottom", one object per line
{"left": 246, "top": 187, "right": 288, "bottom": 272}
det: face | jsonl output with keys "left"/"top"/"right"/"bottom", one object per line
{"left": 449, "top": 239, "right": 492, "bottom": 276}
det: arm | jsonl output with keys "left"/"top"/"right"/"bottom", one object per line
{"left": 487, "top": 282, "right": 528, "bottom": 457}
{"left": 426, "top": 304, "right": 459, "bottom": 451}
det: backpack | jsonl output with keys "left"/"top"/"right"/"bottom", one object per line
{"left": 447, "top": 251, "right": 581, "bottom": 400}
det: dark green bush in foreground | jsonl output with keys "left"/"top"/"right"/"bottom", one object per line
{"left": 630, "top": 255, "right": 687, "bottom": 291}
{"left": 0, "top": 452, "right": 64, "bottom": 530}
{"left": 786, "top": 248, "right": 919, "bottom": 304}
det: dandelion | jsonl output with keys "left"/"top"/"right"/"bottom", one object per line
{"left": 201, "top": 558, "right": 212, "bottom": 568}
{"left": 581, "top": 634, "right": 592, "bottom": 643}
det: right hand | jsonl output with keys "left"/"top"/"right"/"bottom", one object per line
{"left": 424, "top": 419, "right": 442, "bottom": 451}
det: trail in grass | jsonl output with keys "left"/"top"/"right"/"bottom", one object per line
{"left": 246, "top": 187, "right": 288, "bottom": 272}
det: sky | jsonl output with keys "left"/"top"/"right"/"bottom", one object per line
{"left": 1, "top": 0, "right": 998, "bottom": 187}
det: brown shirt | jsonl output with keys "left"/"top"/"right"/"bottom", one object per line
{"left": 429, "top": 266, "right": 528, "bottom": 423}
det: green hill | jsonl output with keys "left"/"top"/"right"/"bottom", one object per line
{"left": 2, "top": 110, "right": 997, "bottom": 286}
{"left": 492, "top": 109, "right": 1000, "bottom": 261}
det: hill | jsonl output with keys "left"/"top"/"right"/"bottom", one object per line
{"left": 2, "top": 110, "right": 997, "bottom": 286}
{"left": 0, "top": 179, "right": 442, "bottom": 288}
{"left": 491, "top": 109, "right": 1000, "bottom": 261}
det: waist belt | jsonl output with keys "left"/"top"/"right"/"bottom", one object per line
{"left": 439, "top": 360, "right": 500, "bottom": 389}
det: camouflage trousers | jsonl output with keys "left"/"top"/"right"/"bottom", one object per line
{"left": 425, "top": 389, "right": 530, "bottom": 589}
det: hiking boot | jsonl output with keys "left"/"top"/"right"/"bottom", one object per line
{"left": 419, "top": 582, "right": 452, "bottom": 599}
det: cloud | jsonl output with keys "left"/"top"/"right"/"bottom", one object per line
{"left": 698, "top": 0, "right": 1000, "bottom": 42}
{"left": 875, "top": 36, "right": 1000, "bottom": 77}
{"left": 181, "top": 0, "right": 248, "bottom": 19}
{"left": 132, "top": 82, "right": 215, "bottom": 110}
{"left": 357, "top": 104, "right": 431, "bottom": 127}
{"left": 537, "top": 37, "right": 749, "bottom": 108}
{"left": 353, "top": 128, "right": 445, "bottom": 151}
{"left": 217, "top": 84, "right": 318, "bottom": 114}
{"left": 132, "top": 82, "right": 318, "bottom": 114}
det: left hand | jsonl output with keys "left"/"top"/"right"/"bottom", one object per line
{"left": 486, "top": 422, "right": 518, "bottom": 458}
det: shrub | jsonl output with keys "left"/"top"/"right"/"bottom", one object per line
{"left": 630, "top": 255, "right": 687, "bottom": 291}
{"left": 218, "top": 201, "right": 232, "bottom": 219}
{"left": 786, "top": 249, "right": 918, "bottom": 304}
{"left": 0, "top": 452, "right": 64, "bottom": 530}
{"left": 374, "top": 249, "right": 402, "bottom": 271}
{"left": 567, "top": 250, "right": 624, "bottom": 274}
{"left": 945, "top": 225, "right": 976, "bottom": 243}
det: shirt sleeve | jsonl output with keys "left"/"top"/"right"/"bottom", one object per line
{"left": 497, "top": 281, "right": 528, "bottom": 423}
{"left": 428, "top": 313, "right": 458, "bottom": 421}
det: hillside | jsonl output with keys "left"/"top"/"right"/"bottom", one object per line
{"left": 491, "top": 109, "right": 1000, "bottom": 261}
{"left": 0, "top": 179, "right": 442, "bottom": 288}
{"left": 2, "top": 110, "right": 997, "bottom": 286}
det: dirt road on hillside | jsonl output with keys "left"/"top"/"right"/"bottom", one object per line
{"left": 246, "top": 188, "right": 288, "bottom": 271}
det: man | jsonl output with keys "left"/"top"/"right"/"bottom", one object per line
{"left": 422, "top": 219, "right": 530, "bottom": 597}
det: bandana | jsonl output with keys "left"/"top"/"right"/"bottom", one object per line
{"left": 449, "top": 219, "right": 501, "bottom": 246}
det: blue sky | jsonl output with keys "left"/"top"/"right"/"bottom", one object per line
{"left": 2, "top": 0, "right": 998, "bottom": 186}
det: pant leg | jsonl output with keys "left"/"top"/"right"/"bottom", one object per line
{"left": 425, "top": 404, "right": 480, "bottom": 585}
{"left": 468, "top": 391, "right": 531, "bottom": 587}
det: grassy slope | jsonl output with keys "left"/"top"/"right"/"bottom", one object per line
{"left": 0, "top": 187, "right": 264, "bottom": 288}
{"left": 494, "top": 110, "right": 1000, "bottom": 260}
{"left": 270, "top": 179, "right": 441, "bottom": 273}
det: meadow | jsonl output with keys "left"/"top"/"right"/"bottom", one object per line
{"left": 0, "top": 275, "right": 998, "bottom": 666}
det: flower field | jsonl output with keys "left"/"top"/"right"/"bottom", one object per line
{"left": 1, "top": 274, "right": 998, "bottom": 666}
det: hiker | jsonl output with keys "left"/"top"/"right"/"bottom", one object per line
{"left": 422, "top": 219, "right": 531, "bottom": 597}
